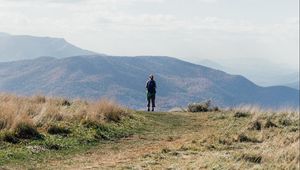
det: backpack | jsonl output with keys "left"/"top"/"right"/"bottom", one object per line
{"left": 147, "top": 80, "right": 156, "bottom": 94}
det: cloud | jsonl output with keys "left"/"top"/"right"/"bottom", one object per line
{"left": 0, "top": 0, "right": 297, "bottom": 35}
{"left": 0, "top": 0, "right": 298, "bottom": 69}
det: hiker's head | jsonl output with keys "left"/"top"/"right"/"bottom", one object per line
{"left": 149, "top": 74, "right": 154, "bottom": 80}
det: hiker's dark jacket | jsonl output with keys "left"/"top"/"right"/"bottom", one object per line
{"left": 146, "top": 80, "right": 156, "bottom": 94}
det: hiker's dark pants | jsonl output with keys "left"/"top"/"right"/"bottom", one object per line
{"left": 147, "top": 93, "right": 155, "bottom": 108}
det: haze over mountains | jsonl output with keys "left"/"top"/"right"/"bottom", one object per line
{"left": 0, "top": 33, "right": 298, "bottom": 109}
{"left": 198, "top": 59, "right": 299, "bottom": 89}
{"left": 0, "top": 32, "right": 96, "bottom": 61}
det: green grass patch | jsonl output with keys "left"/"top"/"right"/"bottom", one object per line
{"left": 0, "top": 114, "right": 142, "bottom": 167}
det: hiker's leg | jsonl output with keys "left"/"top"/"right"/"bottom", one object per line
{"left": 151, "top": 95, "right": 155, "bottom": 111}
{"left": 147, "top": 95, "right": 150, "bottom": 111}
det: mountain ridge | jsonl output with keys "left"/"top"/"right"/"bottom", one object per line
{"left": 0, "top": 55, "right": 298, "bottom": 110}
{"left": 0, "top": 33, "right": 97, "bottom": 61}
{"left": 198, "top": 59, "right": 299, "bottom": 88}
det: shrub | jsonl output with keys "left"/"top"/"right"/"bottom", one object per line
{"left": 249, "top": 120, "right": 262, "bottom": 130}
{"left": 279, "top": 118, "right": 292, "bottom": 126}
{"left": 234, "top": 112, "right": 249, "bottom": 118}
{"left": 264, "top": 119, "right": 278, "bottom": 128}
{"left": 188, "top": 104, "right": 208, "bottom": 112}
{"left": 61, "top": 99, "right": 71, "bottom": 106}
{"left": 14, "top": 122, "right": 42, "bottom": 140}
{"left": 47, "top": 125, "right": 71, "bottom": 135}
{"left": 104, "top": 111, "right": 123, "bottom": 122}
{"left": 187, "top": 100, "right": 218, "bottom": 112}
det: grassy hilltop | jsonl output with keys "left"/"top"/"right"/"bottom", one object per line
{"left": 0, "top": 94, "right": 299, "bottom": 169}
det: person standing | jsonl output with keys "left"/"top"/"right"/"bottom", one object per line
{"left": 146, "top": 74, "right": 156, "bottom": 111}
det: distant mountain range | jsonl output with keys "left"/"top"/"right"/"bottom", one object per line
{"left": 0, "top": 55, "right": 298, "bottom": 110}
{"left": 1, "top": 32, "right": 298, "bottom": 90}
{"left": 0, "top": 32, "right": 96, "bottom": 61}
{"left": 0, "top": 33, "right": 298, "bottom": 109}
{"left": 198, "top": 59, "right": 299, "bottom": 89}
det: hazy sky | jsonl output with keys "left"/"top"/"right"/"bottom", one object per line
{"left": 0, "top": 0, "right": 299, "bottom": 70}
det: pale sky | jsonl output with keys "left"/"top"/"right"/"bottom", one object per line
{"left": 0, "top": 0, "right": 299, "bottom": 70}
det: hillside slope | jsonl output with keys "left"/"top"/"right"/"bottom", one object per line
{"left": 0, "top": 33, "right": 96, "bottom": 61}
{"left": 0, "top": 55, "right": 299, "bottom": 109}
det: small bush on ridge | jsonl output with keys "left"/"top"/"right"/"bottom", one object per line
{"left": 187, "top": 100, "right": 219, "bottom": 112}
{"left": 234, "top": 112, "right": 250, "bottom": 118}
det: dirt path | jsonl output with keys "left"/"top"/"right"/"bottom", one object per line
{"left": 48, "top": 134, "right": 194, "bottom": 169}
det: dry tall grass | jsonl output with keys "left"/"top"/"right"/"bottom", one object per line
{"left": 0, "top": 94, "right": 130, "bottom": 132}
{"left": 232, "top": 104, "right": 299, "bottom": 115}
{"left": 226, "top": 105, "right": 300, "bottom": 169}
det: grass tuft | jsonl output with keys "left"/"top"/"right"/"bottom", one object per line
{"left": 45, "top": 144, "right": 61, "bottom": 150}
{"left": 237, "top": 133, "right": 260, "bottom": 143}
{"left": 264, "top": 119, "right": 278, "bottom": 128}
{"left": 239, "top": 153, "right": 262, "bottom": 164}
{"left": 161, "top": 148, "right": 172, "bottom": 154}
{"left": 234, "top": 112, "right": 249, "bottom": 118}
{"left": 32, "top": 95, "right": 46, "bottom": 103}
{"left": 279, "top": 117, "right": 292, "bottom": 126}
{"left": 248, "top": 120, "right": 262, "bottom": 130}
{"left": 14, "top": 122, "right": 42, "bottom": 140}
{"left": 60, "top": 99, "right": 71, "bottom": 106}
{"left": 1, "top": 132, "right": 20, "bottom": 144}
{"left": 47, "top": 125, "right": 71, "bottom": 135}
